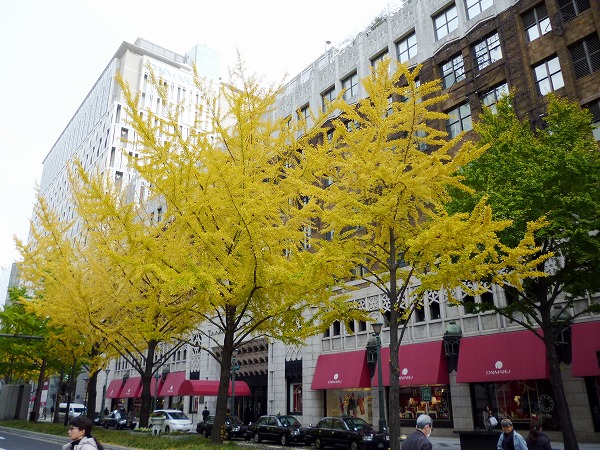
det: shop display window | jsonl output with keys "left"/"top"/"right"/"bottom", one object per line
{"left": 584, "top": 376, "right": 600, "bottom": 431}
{"left": 291, "top": 383, "right": 303, "bottom": 413}
{"left": 398, "top": 385, "right": 451, "bottom": 424}
{"left": 325, "top": 389, "right": 373, "bottom": 423}
{"left": 471, "top": 379, "right": 560, "bottom": 430}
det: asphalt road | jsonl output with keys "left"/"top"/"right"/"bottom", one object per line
{"left": 0, "top": 427, "right": 131, "bottom": 450}
{"left": 0, "top": 427, "right": 65, "bottom": 450}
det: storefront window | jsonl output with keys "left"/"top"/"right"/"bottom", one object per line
{"left": 325, "top": 389, "right": 372, "bottom": 423}
{"left": 471, "top": 379, "right": 560, "bottom": 430}
{"left": 189, "top": 396, "right": 200, "bottom": 414}
{"left": 585, "top": 377, "right": 600, "bottom": 431}
{"left": 398, "top": 385, "right": 452, "bottom": 425}
{"left": 291, "top": 383, "right": 303, "bottom": 413}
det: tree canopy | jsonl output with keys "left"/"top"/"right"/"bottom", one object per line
{"left": 448, "top": 93, "right": 600, "bottom": 450}
{"left": 298, "top": 61, "right": 547, "bottom": 448}
{"left": 104, "top": 59, "right": 367, "bottom": 439}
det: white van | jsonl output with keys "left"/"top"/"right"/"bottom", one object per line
{"left": 58, "top": 403, "right": 86, "bottom": 420}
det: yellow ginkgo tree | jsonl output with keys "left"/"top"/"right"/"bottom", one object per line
{"left": 115, "top": 60, "right": 367, "bottom": 441}
{"left": 16, "top": 196, "right": 114, "bottom": 421}
{"left": 67, "top": 164, "right": 212, "bottom": 428}
{"left": 297, "top": 60, "right": 548, "bottom": 447}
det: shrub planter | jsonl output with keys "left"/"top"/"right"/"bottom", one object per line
{"left": 149, "top": 417, "right": 165, "bottom": 435}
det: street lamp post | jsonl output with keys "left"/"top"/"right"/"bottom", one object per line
{"left": 372, "top": 323, "right": 387, "bottom": 433}
{"left": 153, "top": 371, "right": 160, "bottom": 412}
{"left": 83, "top": 378, "right": 89, "bottom": 406}
{"left": 230, "top": 349, "right": 240, "bottom": 415}
{"left": 102, "top": 368, "right": 110, "bottom": 414}
{"left": 442, "top": 321, "right": 463, "bottom": 373}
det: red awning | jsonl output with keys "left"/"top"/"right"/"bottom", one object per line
{"left": 456, "top": 330, "right": 549, "bottom": 383}
{"left": 311, "top": 350, "right": 371, "bottom": 390}
{"left": 105, "top": 379, "right": 124, "bottom": 399}
{"left": 372, "top": 341, "right": 449, "bottom": 386}
{"left": 121, "top": 377, "right": 142, "bottom": 398}
{"left": 572, "top": 321, "right": 600, "bottom": 377}
{"left": 106, "top": 376, "right": 163, "bottom": 399}
{"left": 178, "top": 380, "right": 251, "bottom": 396}
{"left": 159, "top": 371, "right": 187, "bottom": 396}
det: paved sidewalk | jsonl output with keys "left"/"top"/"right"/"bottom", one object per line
{"left": 424, "top": 435, "right": 599, "bottom": 450}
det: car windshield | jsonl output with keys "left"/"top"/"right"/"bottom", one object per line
{"left": 227, "top": 416, "right": 242, "bottom": 425}
{"left": 343, "top": 417, "right": 369, "bottom": 430}
{"left": 166, "top": 411, "right": 189, "bottom": 420}
{"left": 279, "top": 416, "right": 301, "bottom": 427}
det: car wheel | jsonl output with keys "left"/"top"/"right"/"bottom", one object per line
{"left": 164, "top": 426, "right": 170, "bottom": 433}
{"left": 202, "top": 429, "right": 209, "bottom": 438}
{"left": 349, "top": 440, "right": 359, "bottom": 450}
{"left": 315, "top": 437, "right": 323, "bottom": 449}
{"left": 254, "top": 432, "right": 261, "bottom": 443}
{"left": 280, "top": 433, "right": 288, "bottom": 446}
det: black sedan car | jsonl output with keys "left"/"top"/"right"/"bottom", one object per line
{"left": 247, "top": 414, "right": 307, "bottom": 445}
{"left": 93, "top": 412, "right": 105, "bottom": 427}
{"left": 196, "top": 415, "right": 247, "bottom": 440}
{"left": 304, "top": 416, "right": 389, "bottom": 450}
{"left": 103, "top": 411, "right": 136, "bottom": 430}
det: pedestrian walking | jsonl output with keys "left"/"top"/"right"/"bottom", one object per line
{"left": 63, "top": 415, "right": 104, "bottom": 450}
{"left": 401, "top": 414, "right": 433, "bottom": 450}
{"left": 497, "top": 418, "right": 528, "bottom": 450}
{"left": 202, "top": 406, "right": 210, "bottom": 422}
{"left": 526, "top": 419, "right": 551, "bottom": 450}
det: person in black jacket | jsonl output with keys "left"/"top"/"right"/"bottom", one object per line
{"left": 401, "top": 414, "right": 433, "bottom": 450}
{"left": 526, "top": 419, "right": 552, "bottom": 450}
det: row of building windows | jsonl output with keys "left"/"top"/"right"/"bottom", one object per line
{"left": 371, "top": 0, "right": 590, "bottom": 75}
{"left": 322, "top": 284, "right": 498, "bottom": 338}
{"left": 302, "top": 2, "right": 597, "bottom": 142}
{"left": 443, "top": 32, "right": 599, "bottom": 138}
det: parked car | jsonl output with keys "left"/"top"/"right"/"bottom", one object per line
{"left": 247, "top": 414, "right": 307, "bottom": 446}
{"left": 93, "top": 412, "right": 105, "bottom": 427}
{"left": 151, "top": 409, "right": 193, "bottom": 433}
{"left": 196, "top": 415, "right": 247, "bottom": 439}
{"left": 58, "top": 403, "right": 86, "bottom": 421}
{"left": 103, "top": 411, "right": 136, "bottom": 430}
{"left": 304, "top": 416, "right": 390, "bottom": 450}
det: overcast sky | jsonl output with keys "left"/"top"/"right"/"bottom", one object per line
{"left": 0, "top": 0, "right": 395, "bottom": 298}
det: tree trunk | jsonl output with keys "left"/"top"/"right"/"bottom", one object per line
{"left": 212, "top": 315, "right": 236, "bottom": 445}
{"left": 30, "top": 357, "right": 46, "bottom": 421}
{"left": 53, "top": 367, "right": 65, "bottom": 423}
{"left": 388, "top": 228, "right": 402, "bottom": 450}
{"left": 86, "top": 369, "right": 98, "bottom": 421}
{"left": 138, "top": 340, "right": 158, "bottom": 428}
{"left": 536, "top": 275, "right": 579, "bottom": 450}
{"left": 388, "top": 308, "right": 401, "bottom": 447}
{"left": 542, "top": 319, "right": 579, "bottom": 450}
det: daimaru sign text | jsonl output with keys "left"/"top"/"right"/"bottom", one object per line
{"left": 485, "top": 360, "right": 511, "bottom": 376}
{"left": 399, "top": 368, "right": 414, "bottom": 381}
{"left": 328, "top": 373, "right": 343, "bottom": 385}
